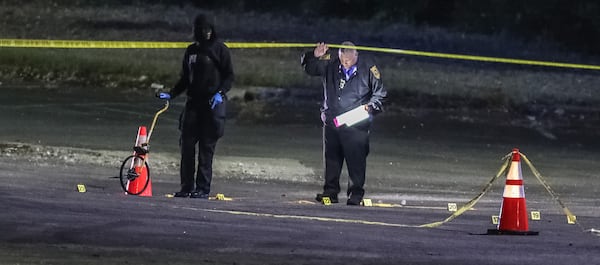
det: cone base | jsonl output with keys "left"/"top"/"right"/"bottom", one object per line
{"left": 487, "top": 229, "right": 539, "bottom": 236}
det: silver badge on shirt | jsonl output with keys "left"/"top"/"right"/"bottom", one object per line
{"left": 339, "top": 78, "right": 346, "bottom": 90}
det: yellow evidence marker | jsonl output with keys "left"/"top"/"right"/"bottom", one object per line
{"left": 361, "top": 199, "right": 373, "bottom": 207}
{"left": 530, "top": 211, "right": 541, "bottom": 221}
{"left": 447, "top": 203, "right": 458, "bottom": 212}
{"left": 491, "top": 215, "right": 499, "bottom": 225}
{"left": 77, "top": 184, "right": 86, "bottom": 193}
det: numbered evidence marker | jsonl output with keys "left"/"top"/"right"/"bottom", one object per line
{"left": 447, "top": 203, "right": 458, "bottom": 212}
{"left": 530, "top": 211, "right": 541, "bottom": 221}
{"left": 77, "top": 184, "right": 86, "bottom": 193}
{"left": 491, "top": 215, "right": 499, "bottom": 225}
{"left": 567, "top": 215, "right": 577, "bottom": 224}
{"left": 361, "top": 199, "right": 373, "bottom": 207}
{"left": 322, "top": 197, "right": 332, "bottom": 205}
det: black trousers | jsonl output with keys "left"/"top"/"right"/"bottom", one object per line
{"left": 322, "top": 123, "right": 370, "bottom": 200}
{"left": 179, "top": 102, "right": 225, "bottom": 193}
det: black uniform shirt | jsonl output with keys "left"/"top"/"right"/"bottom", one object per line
{"left": 302, "top": 52, "right": 387, "bottom": 125}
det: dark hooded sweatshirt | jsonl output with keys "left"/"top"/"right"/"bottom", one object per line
{"left": 170, "top": 23, "right": 234, "bottom": 108}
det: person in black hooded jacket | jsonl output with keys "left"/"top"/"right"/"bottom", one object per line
{"left": 158, "top": 14, "right": 234, "bottom": 198}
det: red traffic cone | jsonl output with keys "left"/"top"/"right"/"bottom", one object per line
{"left": 488, "top": 148, "right": 538, "bottom": 235}
{"left": 126, "top": 126, "right": 152, "bottom": 197}
{"left": 134, "top": 126, "right": 148, "bottom": 154}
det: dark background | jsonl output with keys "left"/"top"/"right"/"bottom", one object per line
{"left": 41, "top": 0, "right": 600, "bottom": 55}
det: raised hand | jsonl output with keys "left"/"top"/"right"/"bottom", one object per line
{"left": 313, "top": 42, "right": 328, "bottom": 58}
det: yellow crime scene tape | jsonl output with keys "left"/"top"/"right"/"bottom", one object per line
{"left": 3, "top": 38, "right": 592, "bottom": 230}
{"left": 0, "top": 39, "right": 190, "bottom": 49}
{"left": 520, "top": 154, "right": 580, "bottom": 228}
{"left": 2, "top": 38, "right": 600, "bottom": 70}
{"left": 434, "top": 151, "right": 576, "bottom": 229}
{"left": 419, "top": 155, "right": 511, "bottom": 228}
{"left": 174, "top": 151, "right": 584, "bottom": 231}
{"left": 421, "top": 151, "right": 585, "bottom": 230}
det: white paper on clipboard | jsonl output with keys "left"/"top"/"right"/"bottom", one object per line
{"left": 333, "top": 105, "right": 369, "bottom": 127}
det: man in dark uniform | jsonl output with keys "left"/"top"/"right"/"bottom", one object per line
{"left": 157, "top": 14, "right": 234, "bottom": 198}
{"left": 301, "top": 41, "right": 387, "bottom": 205}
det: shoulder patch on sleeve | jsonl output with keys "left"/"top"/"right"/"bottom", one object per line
{"left": 370, "top": 65, "right": 381, "bottom": 79}
{"left": 319, "top": 54, "right": 331, "bottom": 60}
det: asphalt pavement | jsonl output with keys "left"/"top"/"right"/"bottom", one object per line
{"left": 0, "top": 84, "right": 599, "bottom": 264}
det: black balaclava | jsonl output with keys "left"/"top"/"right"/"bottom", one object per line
{"left": 193, "top": 14, "right": 216, "bottom": 45}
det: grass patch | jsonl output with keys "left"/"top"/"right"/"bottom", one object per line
{"left": 2, "top": 47, "right": 600, "bottom": 108}
{"left": 0, "top": 47, "right": 317, "bottom": 91}
{"left": 0, "top": 48, "right": 179, "bottom": 87}
{"left": 231, "top": 48, "right": 317, "bottom": 89}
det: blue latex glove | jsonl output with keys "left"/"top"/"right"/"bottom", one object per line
{"left": 156, "top": 92, "right": 171, "bottom": 100}
{"left": 210, "top": 92, "right": 223, "bottom": 109}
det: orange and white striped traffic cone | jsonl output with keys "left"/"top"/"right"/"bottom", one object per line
{"left": 126, "top": 126, "right": 152, "bottom": 197}
{"left": 488, "top": 148, "right": 537, "bottom": 235}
